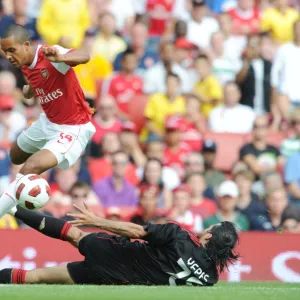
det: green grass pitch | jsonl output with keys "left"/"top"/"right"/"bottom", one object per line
{"left": 1, "top": 282, "right": 299, "bottom": 300}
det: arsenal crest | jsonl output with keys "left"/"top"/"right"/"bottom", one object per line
{"left": 40, "top": 68, "right": 49, "bottom": 80}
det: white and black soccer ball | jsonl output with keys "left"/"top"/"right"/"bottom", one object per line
{"left": 15, "top": 174, "right": 50, "bottom": 210}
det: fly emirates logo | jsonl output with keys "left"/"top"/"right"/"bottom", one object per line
{"left": 35, "top": 88, "right": 63, "bottom": 105}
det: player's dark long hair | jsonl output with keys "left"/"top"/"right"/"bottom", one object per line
{"left": 205, "top": 222, "right": 240, "bottom": 274}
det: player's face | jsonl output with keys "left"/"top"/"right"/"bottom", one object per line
{"left": 0, "top": 36, "right": 30, "bottom": 67}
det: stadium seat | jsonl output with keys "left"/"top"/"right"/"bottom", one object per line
{"left": 204, "top": 132, "right": 247, "bottom": 172}
{"left": 128, "top": 94, "right": 149, "bottom": 132}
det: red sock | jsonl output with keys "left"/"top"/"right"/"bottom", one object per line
{"left": 11, "top": 269, "right": 27, "bottom": 284}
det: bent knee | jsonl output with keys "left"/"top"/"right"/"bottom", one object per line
{"left": 10, "top": 144, "right": 31, "bottom": 165}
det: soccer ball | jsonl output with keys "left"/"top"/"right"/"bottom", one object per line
{"left": 15, "top": 174, "right": 50, "bottom": 210}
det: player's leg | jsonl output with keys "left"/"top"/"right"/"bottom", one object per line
{"left": 0, "top": 118, "right": 47, "bottom": 218}
{"left": 11, "top": 206, "right": 87, "bottom": 247}
{"left": 0, "top": 265, "right": 75, "bottom": 284}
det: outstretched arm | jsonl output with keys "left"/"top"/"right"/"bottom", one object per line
{"left": 68, "top": 203, "right": 147, "bottom": 239}
{"left": 42, "top": 46, "right": 90, "bottom": 66}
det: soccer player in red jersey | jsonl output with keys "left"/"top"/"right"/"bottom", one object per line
{"left": 0, "top": 24, "right": 96, "bottom": 217}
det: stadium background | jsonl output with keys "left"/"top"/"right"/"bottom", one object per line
{"left": 0, "top": 0, "right": 300, "bottom": 283}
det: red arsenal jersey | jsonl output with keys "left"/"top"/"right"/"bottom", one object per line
{"left": 103, "top": 73, "right": 143, "bottom": 114}
{"left": 91, "top": 118, "right": 122, "bottom": 144}
{"left": 146, "top": 0, "right": 175, "bottom": 36}
{"left": 163, "top": 142, "right": 191, "bottom": 177}
{"left": 227, "top": 8, "right": 260, "bottom": 35}
{"left": 22, "top": 45, "right": 92, "bottom": 125}
{"left": 178, "top": 118, "right": 203, "bottom": 152}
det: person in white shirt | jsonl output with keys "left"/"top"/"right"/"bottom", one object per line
{"left": 186, "top": 0, "right": 219, "bottom": 50}
{"left": 143, "top": 41, "right": 192, "bottom": 94}
{"left": 271, "top": 20, "right": 300, "bottom": 119}
{"left": 209, "top": 81, "right": 256, "bottom": 133}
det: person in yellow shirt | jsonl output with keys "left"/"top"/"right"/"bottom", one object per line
{"left": 37, "top": 0, "right": 91, "bottom": 49}
{"left": 141, "top": 73, "right": 186, "bottom": 142}
{"left": 193, "top": 55, "right": 223, "bottom": 118}
{"left": 0, "top": 214, "right": 18, "bottom": 229}
{"left": 74, "top": 30, "right": 113, "bottom": 103}
{"left": 261, "top": 0, "right": 299, "bottom": 44}
{"left": 92, "top": 12, "right": 127, "bottom": 62}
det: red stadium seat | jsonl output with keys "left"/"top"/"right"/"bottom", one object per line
{"left": 128, "top": 94, "right": 149, "bottom": 132}
{"left": 204, "top": 132, "right": 247, "bottom": 172}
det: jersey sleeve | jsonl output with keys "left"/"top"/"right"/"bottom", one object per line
{"left": 143, "top": 223, "right": 181, "bottom": 246}
{"left": 50, "top": 45, "right": 73, "bottom": 74}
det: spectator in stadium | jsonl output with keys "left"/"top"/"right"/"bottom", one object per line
{"left": 202, "top": 140, "right": 225, "bottom": 189}
{"left": 186, "top": 0, "right": 219, "bottom": 50}
{"left": 203, "top": 180, "right": 249, "bottom": 231}
{"left": 143, "top": 42, "right": 191, "bottom": 94}
{"left": 250, "top": 187, "right": 300, "bottom": 231}
{"left": 37, "top": 0, "right": 90, "bottom": 48}
{"left": 139, "top": 158, "right": 172, "bottom": 208}
{"left": 105, "top": 206, "right": 122, "bottom": 222}
{"left": 102, "top": 49, "right": 143, "bottom": 120}
{"left": 175, "top": 94, "right": 205, "bottom": 151}
{"left": 218, "top": 13, "right": 247, "bottom": 62}
{"left": 0, "top": 0, "right": 40, "bottom": 41}
{"left": 74, "top": 30, "right": 112, "bottom": 104}
{"left": 168, "top": 183, "right": 204, "bottom": 234}
{"left": 183, "top": 152, "right": 205, "bottom": 177}
{"left": 281, "top": 109, "right": 300, "bottom": 158}
{"left": 92, "top": 12, "right": 127, "bottom": 62}
{"left": 239, "top": 115, "right": 284, "bottom": 179}
{"left": 142, "top": 72, "right": 186, "bottom": 141}
{"left": 137, "top": 141, "right": 181, "bottom": 190}
{"left": 0, "top": 148, "right": 10, "bottom": 195}
{"left": 174, "top": 20, "right": 188, "bottom": 40}
{"left": 193, "top": 54, "right": 223, "bottom": 118}
{"left": 233, "top": 170, "right": 266, "bottom": 224}
{"left": 236, "top": 34, "right": 272, "bottom": 115}
{"left": 90, "top": 95, "right": 122, "bottom": 149}
{"left": 93, "top": 151, "right": 138, "bottom": 207}
{"left": 61, "top": 182, "right": 101, "bottom": 221}
{"left": 260, "top": 0, "right": 299, "bottom": 44}
{"left": 120, "top": 121, "right": 147, "bottom": 168}
{"left": 130, "top": 184, "right": 165, "bottom": 225}
{"left": 88, "top": 132, "right": 138, "bottom": 185}
{"left": 113, "top": 22, "right": 159, "bottom": 75}
{"left": 209, "top": 31, "right": 240, "bottom": 85}
{"left": 185, "top": 172, "right": 216, "bottom": 216}
{"left": 0, "top": 94, "right": 26, "bottom": 143}
{"left": 281, "top": 216, "right": 300, "bottom": 234}
{"left": 163, "top": 116, "right": 191, "bottom": 178}
{"left": 227, "top": 0, "right": 260, "bottom": 36}
{"left": 209, "top": 81, "right": 256, "bottom": 133}
{"left": 271, "top": 20, "right": 300, "bottom": 121}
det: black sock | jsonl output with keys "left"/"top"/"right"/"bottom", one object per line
{"left": 0, "top": 268, "right": 26, "bottom": 284}
{"left": 15, "top": 206, "right": 72, "bottom": 240}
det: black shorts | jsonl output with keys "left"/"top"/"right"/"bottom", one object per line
{"left": 67, "top": 232, "right": 134, "bottom": 285}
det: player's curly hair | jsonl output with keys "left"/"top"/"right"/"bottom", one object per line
{"left": 205, "top": 221, "right": 240, "bottom": 274}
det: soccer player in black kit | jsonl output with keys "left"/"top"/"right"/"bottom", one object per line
{"left": 0, "top": 203, "right": 239, "bottom": 286}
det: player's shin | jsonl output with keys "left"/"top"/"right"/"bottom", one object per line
{"left": 13, "top": 206, "right": 72, "bottom": 241}
{"left": 0, "top": 268, "right": 27, "bottom": 284}
{"left": 0, "top": 173, "right": 23, "bottom": 218}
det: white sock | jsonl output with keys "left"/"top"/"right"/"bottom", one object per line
{"left": 0, "top": 173, "right": 23, "bottom": 218}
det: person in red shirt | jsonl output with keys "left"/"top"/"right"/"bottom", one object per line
{"left": 163, "top": 116, "right": 192, "bottom": 178}
{"left": 103, "top": 49, "right": 143, "bottom": 120}
{"left": 138, "top": 0, "right": 176, "bottom": 37}
{"left": 185, "top": 172, "right": 217, "bottom": 219}
{"left": 88, "top": 132, "right": 138, "bottom": 186}
{"left": 227, "top": 0, "right": 260, "bottom": 36}
{"left": 178, "top": 94, "right": 205, "bottom": 151}
{"left": 91, "top": 95, "right": 122, "bottom": 145}
{"left": 0, "top": 24, "right": 96, "bottom": 218}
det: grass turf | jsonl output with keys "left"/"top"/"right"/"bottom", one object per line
{"left": 0, "top": 282, "right": 299, "bottom": 300}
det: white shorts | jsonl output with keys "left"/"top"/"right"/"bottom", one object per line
{"left": 17, "top": 113, "right": 96, "bottom": 170}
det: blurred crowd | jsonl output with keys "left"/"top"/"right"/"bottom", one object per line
{"left": 1, "top": 0, "right": 300, "bottom": 234}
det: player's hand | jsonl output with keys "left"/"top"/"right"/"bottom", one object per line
{"left": 23, "top": 85, "right": 34, "bottom": 99}
{"left": 42, "top": 46, "right": 63, "bottom": 63}
{"left": 67, "top": 202, "right": 100, "bottom": 227}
